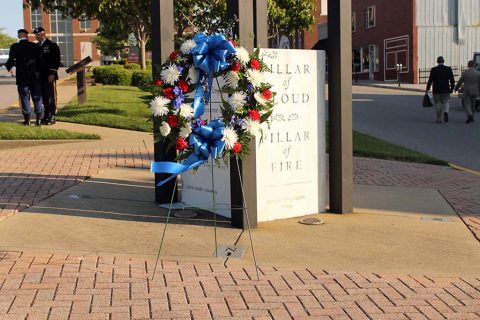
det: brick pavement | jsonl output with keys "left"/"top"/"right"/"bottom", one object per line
{"left": 0, "top": 147, "right": 478, "bottom": 241}
{"left": 0, "top": 148, "right": 479, "bottom": 318}
{"left": 0, "top": 251, "right": 479, "bottom": 320}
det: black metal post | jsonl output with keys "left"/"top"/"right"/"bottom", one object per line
{"left": 151, "top": 0, "right": 177, "bottom": 203}
{"left": 328, "top": 0, "right": 353, "bottom": 214}
{"left": 77, "top": 68, "right": 86, "bottom": 104}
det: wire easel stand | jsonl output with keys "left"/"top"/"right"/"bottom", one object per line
{"left": 235, "top": 156, "right": 260, "bottom": 280}
{"left": 151, "top": 77, "right": 259, "bottom": 281}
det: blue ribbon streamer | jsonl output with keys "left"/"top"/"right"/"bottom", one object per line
{"left": 191, "top": 33, "right": 236, "bottom": 118}
{"left": 151, "top": 120, "right": 226, "bottom": 186}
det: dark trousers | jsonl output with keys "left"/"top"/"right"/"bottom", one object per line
{"left": 17, "top": 83, "right": 43, "bottom": 115}
{"left": 41, "top": 79, "right": 56, "bottom": 120}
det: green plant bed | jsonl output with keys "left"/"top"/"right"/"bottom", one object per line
{"left": 56, "top": 85, "right": 152, "bottom": 132}
{"left": 0, "top": 122, "right": 100, "bottom": 140}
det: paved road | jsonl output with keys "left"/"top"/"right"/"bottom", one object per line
{"left": 352, "top": 85, "right": 480, "bottom": 172}
{"left": 0, "top": 67, "right": 69, "bottom": 112}
{"left": 0, "top": 67, "right": 18, "bottom": 111}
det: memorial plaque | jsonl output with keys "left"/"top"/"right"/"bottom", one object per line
{"left": 256, "top": 49, "right": 327, "bottom": 222}
{"left": 181, "top": 49, "right": 327, "bottom": 223}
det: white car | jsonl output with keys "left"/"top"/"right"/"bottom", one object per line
{"left": 0, "top": 48, "right": 9, "bottom": 67}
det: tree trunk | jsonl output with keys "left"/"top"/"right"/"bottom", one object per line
{"left": 139, "top": 39, "right": 147, "bottom": 69}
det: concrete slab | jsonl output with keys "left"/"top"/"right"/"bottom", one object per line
{"left": 0, "top": 167, "right": 478, "bottom": 277}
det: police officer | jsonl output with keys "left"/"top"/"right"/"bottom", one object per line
{"left": 5, "top": 29, "right": 43, "bottom": 126}
{"left": 33, "top": 27, "right": 61, "bottom": 125}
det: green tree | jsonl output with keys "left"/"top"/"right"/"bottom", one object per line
{"left": 0, "top": 28, "right": 16, "bottom": 48}
{"left": 91, "top": 17, "right": 129, "bottom": 57}
{"left": 267, "top": 0, "right": 316, "bottom": 39}
{"left": 24, "top": 0, "right": 316, "bottom": 64}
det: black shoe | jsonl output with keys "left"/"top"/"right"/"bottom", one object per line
{"left": 47, "top": 116, "right": 56, "bottom": 125}
{"left": 22, "top": 114, "right": 30, "bottom": 126}
{"left": 443, "top": 112, "right": 449, "bottom": 123}
{"left": 40, "top": 118, "right": 49, "bottom": 125}
{"left": 466, "top": 116, "right": 474, "bottom": 123}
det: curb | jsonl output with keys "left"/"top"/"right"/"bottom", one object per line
{"left": 355, "top": 83, "right": 425, "bottom": 93}
{"left": 449, "top": 162, "right": 480, "bottom": 177}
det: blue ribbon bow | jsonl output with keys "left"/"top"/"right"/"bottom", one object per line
{"left": 151, "top": 120, "right": 225, "bottom": 186}
{"left": 191, "top": 33, "right": 236, "bottom": 118}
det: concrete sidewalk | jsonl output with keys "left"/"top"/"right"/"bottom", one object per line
{"left": 354, "top": 80, "right": 427, "bottom": 93}
{"left": 0, "top": 83, "right": 479, "bottom": 319}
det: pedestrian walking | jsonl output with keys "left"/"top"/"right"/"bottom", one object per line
{"left": 34, "top": 27, "right": 61, "bottom": 125}
{"left": 426, "top": 56, "right": 455, "bottom": 123}
{"left": 455, "top": 60, "right": 480, "bottom": 123}
{"left": 5, "top": 29, "right": 43, "bottom": 126}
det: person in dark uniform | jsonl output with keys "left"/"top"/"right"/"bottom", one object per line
{"left": 426, "top": 56, "right": 456, "bottom": 123}
{"left": 34, "top": 27, "right": 61, "bottom": 125}
{"left": 5, "top": 29, "right": 43, "bottom": 126}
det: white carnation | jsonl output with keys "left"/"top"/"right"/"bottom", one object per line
{"left": 179, "top": 103, "right": 194, "bottom": 118}
{"left": 150, "top": 96, "right": 170, "bottom": 117}
{"left": 246, "top": 69, "right": 264, "bottom": 88}
{"left": 180, "top": 39, "right": 196, "bottom": 54}
{"left": 242, "top": 118, "right": 261, "bottom": 136}
{"left": 222, "top": 126, "right": 238, "bottom": 150}
{"left": 228, "top": 92, "right": 246, "bottom": 110}
{"left": 179, "top": 124, "right": 192, "bottom": 138}
{"left": 225, "top": 71, "right": 239, "bottom": 89}
{"left": 235, "top": 47, "right": 250, "bottom": 65}
{"left": 159, "top": 122, "right": 171, "bottom": 137}
{"left": 188, "top": 66, "right": 199, "bottom": 84}
{"left": 161, "top": 64, "right": 181, "bottom": 85}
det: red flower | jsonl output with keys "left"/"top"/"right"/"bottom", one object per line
{"left": 232, "top": 142, "right": 242, "bottom": 154}
{"left": 228, "top": 39, "right": 237, "bottom": 47}
{"left": 250, "top": 58, "right": 261, "bottom": 70}
{"left": 178, "top": 79, "right": 189, "bottom": 93}
{"left": 176, "top": 138, "right": 188, "bottom": 151}
{"left": 169, "top": 51, "right": 179, "bottom": 61}
{"left": 154, "top": 79, "right": 163, "bottom": 86}
{"left": 163, "top": 87, "right": 175, "bottom": 99}
{"left": 248, "top": 110, "right": 261, "bottom": 121}
{"left": 262, "top": 89, "right": 272, "bottom": 100}
{"left": 167, "top": 115, "right": 179, "bottom": 128}
{"left": 231, "top": 61, "right": 241, "bottom": 72}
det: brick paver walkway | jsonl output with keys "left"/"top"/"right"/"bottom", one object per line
{"left": 0, "top": 147, "right": 479, "bottom": 319}
{"left": 0, "top": 251, "right": 479, "bottom": 320}
{"left": 1, "top": 147, "right": 478, "bottom": 240}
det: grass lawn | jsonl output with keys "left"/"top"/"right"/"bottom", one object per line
{"left": 57, "top": 84, "right": 447, "bottom": 166}
{"left": 0, "top": 122, "right": 100, "bottom": 140}
{"left": 352, "top": 130, "right": 447, "bottom": 166}
{"left": 56, "top": 85, "right": 152, "bottom": 132}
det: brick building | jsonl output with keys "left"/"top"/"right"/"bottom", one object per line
{"left": 23, "top": 4, "right": 100, "bottom": 67}
{"left": 307, "top": 0, "right": 480, "bottom": 83}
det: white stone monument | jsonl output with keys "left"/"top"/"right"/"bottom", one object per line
{"left": 181, "top": 49, "right": 327, "bottom": 222}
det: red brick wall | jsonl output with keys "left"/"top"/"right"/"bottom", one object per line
{"left": 304, "top": 0, "right": 327, "bottom": 49}
{"left": 352, "top": 0, "right": 416, "bottom": 82}
{"left": 23, "top": 2, "right": 100, "bottom": 65}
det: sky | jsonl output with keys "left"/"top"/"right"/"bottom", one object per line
{"left": 0, "top": 0, "right": 24, "bottom": 37}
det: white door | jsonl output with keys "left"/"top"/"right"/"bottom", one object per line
{"left": 80, "top": 42, "right": 92, "bottom": 60}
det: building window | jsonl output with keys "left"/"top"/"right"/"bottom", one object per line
{"left": 365, "top": 6, "right": 376, "bottom": 29}
{"left": 352, "top": 13, "right": 356, "bottom": 32}
{"left": 50, "top": 9, "right": 74, "bottom": 67}
{"left": 353, "top": 45, "right": 379, "bottom": 73}
{"left": 31, "top": 7, "right": 43, "bottom": 29}
{"left": 79, "top": 14, "right": 91, "bottom": 30}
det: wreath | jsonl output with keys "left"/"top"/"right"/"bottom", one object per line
{"left": 149, "top": 33, "right": 275, "bottom": 185}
